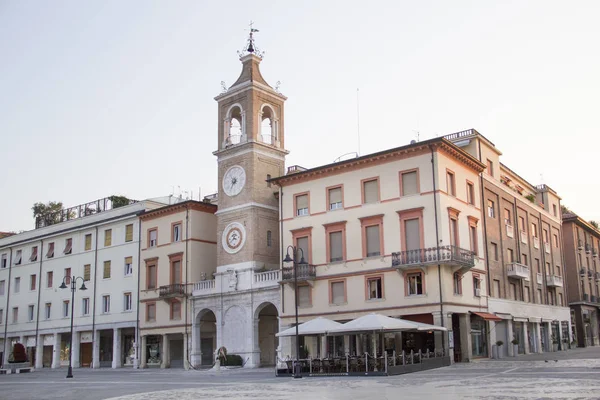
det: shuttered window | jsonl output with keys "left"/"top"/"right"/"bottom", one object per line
{"left": 363, "top": 180, "right": 379, "bottom": 204}
{"left": 405, "top": 219, "right": 420, "bottom": 251}
{"left": 331, "top": 281, "right": 345, "bottom": 304}
{"left": 329, "top": 231, "right": 343, "bottom": 262}
{"left": 30, "top": 246, "right": 38, "bottom": 262}
{"left": 125, "top": 224, "right": 133, "bottom": 242}
{"left": 328, "top": 187, "right": 342, "bottom": 210}
{"left": 83, "top": 264, "right": 91, "bottom": 281}
{"left": 401, "top": 171, "right": 418, "bottom": 196}
{"left": 124, "top": 257, "right": 133, "bottom": 276}
{"left": 296, "top": 194, "right": 309, "bottom": 216}
{"left": 84, "top": 234, "right": 92, "bottom": 251}
{"left": 46, "top": 243, "right": 54, "bottom": 258}
{"left": 447, "top": 171, "right": 456, "bottom": 196}
{"left": 296, "top": 237, "right": 309, "bottom": 263}
{"left": 104, "top": 229, "right": 112, "bottom": 247}
{"left": 298, "top": 286, "right": 311, "bottom": 307}
{"left": 366, "top": 226, "right": 380, "bottom": 257}
{"left": 146, "top": 303, "right": 156, "bottom": 321}
{"left": 64, "top": 238, "right": 72, "bottom": 255}
{"left": 147, "top": 265, "right": 157, "bottom": 289}
{"left": 103, "top": 261, "right": 111, "bottom": 279}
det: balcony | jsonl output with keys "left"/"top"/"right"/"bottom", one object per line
{"left": 533, "top": 236, "right": 540, "bottom": 249}
{"left": 506, "top": 262, "right": 530, "bottom": 280}
{"left": 520, "top": 230, "right": 527, "bottom": 244}
{"left": 586, "top": 243, "right": 592, "bottom": 254}
{"left": 391, "top": 246, "right": 475, "bottom": 274}
{"left": 595, "top": 272, "right": 600, "bottom": 282}
{"left": 505, "top": 224, "right": 514, "bottom": 238}
{"left": 544, "top": 242, "right": 551, "bottom": 254}
{"left": 159, "top": 283, "right": 187, "bottom": 299}
{"left": 281, "top": 264, "right": 316, "bottom": 283}
{"left": 580, "top": 268, "right": 587, "bottom": 277}
{"left": 253, "top": 269, "right": 281, "bottom": 289}
{"left": 536, "top": 272, "right": 543, "bottom": 285}
{"left": 546, "top": 274, "right": 563, "bottom": 288}
{"left": 578, "top": 239, "right": 584, "bottom": 250}
{"left": 592, "top": 295, "right": 598, "bottom": 303}
{"left": 583, "top": 293, "right": 589, "bottom": 302}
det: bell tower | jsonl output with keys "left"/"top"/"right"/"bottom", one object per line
{"left": 213, "top": 29, "right": 288, "bottom": 272}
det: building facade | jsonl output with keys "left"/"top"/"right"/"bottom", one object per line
{"left": 138, "top": 200, "right": 217, "bottom": 369}
{"left": 562, "top": 212, "right": 600, "bottom": 347}
{"left": 0, "top": 197, "right": 167, "bottom": 369}
{"left": 445, "top": 130, "right": 571, "bottom": 357}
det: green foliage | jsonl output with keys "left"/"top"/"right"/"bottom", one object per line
{"left": 511, "top": 338, "right": 519, "bottom": 345}
{"left": 109, "top": 195, "right": 131, "bottom": 208}
{"left": 590, "top": 220, "right": 599, "bottom": 229}
{"left": 32, "top": 201, "right": 64, "bottom": 226}
{"left": 222, "top": 354, "right": 244, "bottom": 366}
{"left": 561, "top": 205, "right": 573, "bottom": 215}
{"left": 495, "top": 340, "right": 504, "bottom": 346}
{"left": 525, "top": 194, "right": 536, "bottom": 203}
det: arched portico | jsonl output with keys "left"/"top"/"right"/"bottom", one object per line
{"left": 191, "top": 308, "right": 218, "bottom": 367}
{"left": 253, "top": 302, "right": 279, "bottom": 367}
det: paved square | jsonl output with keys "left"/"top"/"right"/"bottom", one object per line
{"left": 2, "top": 349, "right": 600, "bottom": 400}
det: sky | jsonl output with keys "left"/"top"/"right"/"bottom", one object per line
{"left": 1, "top": 1, "right": 599, "bottom": 232}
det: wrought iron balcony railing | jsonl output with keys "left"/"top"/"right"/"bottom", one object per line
{"left": 391, "top": 246, "right": 475, "bottom": 269}
{"left": 281, "top": 264, "right": 317, "bottom": 282}
{"left": 159, "top": 283, "right": 187, "bottom": 298}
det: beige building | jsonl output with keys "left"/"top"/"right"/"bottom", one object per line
{"left": 138, "top": 200, "right": 217, "bottom": 368}
{"left": 271, "top": 136, "right": 490, "bottom": 362}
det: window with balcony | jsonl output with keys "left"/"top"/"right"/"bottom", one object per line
{"left": 46, "top": 243, "right": 54, "bottom": 258}
{"left": 147, "top": 264, "right": 157, "bottom": 289}
{"left": 102, "top": 295, "right": 110, "bottom": 313}
{"left": 170, "top": 300, "right": 181, "bottom": 320}
{"left": 30, "top": 274, "right": 36, "bottom": 291}
{"left": 407, "top": 273, "right": 423, "bottom": 295}
{"left": 30, "top": 246, "right": 38, "bottom": 262}
{"left": 446, "top": 170, "right": 456, "bottom": 197}
{"left": 45, "top": 303, "right": 51, "bottom": 319}
{"left": 172, "top": 223, "right": 182, "bottom": 242}
{"left": 466, "top": 181, "right": 475, "bottom": 205}
{"left": 85, "top": 234, "right": 92, "bottom": 251}
{"left": 104, "top": 229, "right": 112, "bottom": 247}
{"left": 47, "top": 271, "right": 53, "bottom": 288}
{"left": 401, "top": 171, "right": 418, "bottom": 196}
{"left": 64, "top": 238, "right": 72, "bottom": 255}
{"left": 295, "top": 194, "right": 309, "bottom": 216}
{"left": 298, "top": 285, "right": 311, "bottom": 307}
{"left": 367, "top": 276, "right": 383, "bottom": 300}
{"left": 124, "top": 257, "right": 133, "bottom": 276}
{"left": 82, "top": 298, "right": 89, "bottom": 316}
{"left": 362, "top": 179, "right": 379, "bottom": 204}
{"left": 328, "top": 186, "right": 343, "bottom": 210}
{"left": 124, "top": 292, "right": 132, "bottom": 312}
{"left": 149, "top": 229, "right": 157, "bottom": 247}
{"left": 146, "top": 303, "right": 156, "bottom": 321}
{"left": 84, "top": 264, "right": 91, "bottom": 281}
{"left": 125, "top": 224, "right": 134, "bottom": 242}
{"left": 103, "top": 261, "right": 111, "bottom": 279}
{"left": 330, "top": 280, "right": 346, "bottom": 304}
{"left": 453, "top": 272, "right": 462, "bottom": 295}
{"left": 14, "top": 250, "right": 22, "bottom": 265}
{"left": 487, "top": 200, "right": 495, "bottom": 218}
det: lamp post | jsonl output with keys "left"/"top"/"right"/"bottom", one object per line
{"left": 59, "top": 275, "right": 87, "bottom": 378}
{"left": 283, "top": 245, "right": 305, "bottom": 379}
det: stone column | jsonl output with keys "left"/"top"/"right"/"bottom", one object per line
{"left": 71, "top": 331, "right": 80, "bottom": 368}
{"left": 250, "top": 318, "right": 260, "bottom": 368}
{"left": 458, "top": 314, "right": 472, "bottom": 362}
{"left": 523, "top": 323, "right": 530, "bottom": 354}
{"left": 140, "top": 335, "right": 147, "bottom": 368}
{"left": 320, "top": 336, "right": 327, "bottom": 358}
{"left": 92, "top": 330, "right": 100, "bottom": 369}
{"left": 432, "top": 311, "right": 444, "bottom": 352}
{"left": 183, "top": 332, "right": 190, "bottom": 370}
{"left": 535, "top": 323, "right": 543, "bottom": 353}
{"left": 35, "top": 335, "right": 44, "bottom": 369}
{"left": 344, "top": 335, "right": 350, "bottom": 356}
{"left": 506, "top": 319, "right": 514, "bottom": 357}
{"left": 161, "top": 334, "right": 169, "bottom": 368}
{"left": 489, "top": 321, "right": 497, "bottom": 358}
{"left": 51, "top": 333, "right": 61, "bottom": 369}
{"left": 545, "top": 321, "right": 552, "bottom": 352}
{"left": 191, "top": 318, "right": 201, "bottom": 367}
{"left": 112, "top": 328, "right": 121, "bottom": 368}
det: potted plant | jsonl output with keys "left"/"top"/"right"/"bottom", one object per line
{"left": 493, "top": 340, "right": 504, "bottom": 359}
{"left": 511, "top": 338, "right": 519, "bottom": 357}
{"left": 551, "top": 335, "right": 559, "bottom": 352}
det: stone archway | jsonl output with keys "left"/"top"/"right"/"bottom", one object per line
{"left": 255, "top": 302, "right": 279, "bottom": 366}
{"left": 193, "top": 309, "right": 217, "bottom": 367}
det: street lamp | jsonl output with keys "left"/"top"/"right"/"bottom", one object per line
{"left": 283, "top": 245, "right": 305, "bottom": 379}
{"left": 59, "top": 275, "right": 87, "bottom": 378}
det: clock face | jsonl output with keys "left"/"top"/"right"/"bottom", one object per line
{"left": 222, "top": 165, "right": 246, "bottom": 197}
{"left": 222, "top": 222, "right": 246, "bottom": 254}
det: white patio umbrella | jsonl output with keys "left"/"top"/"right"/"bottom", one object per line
{"left": 327, "top": 313, "right": 421, "bottom": 335}
{"left": 276, "top": 317, "right": 343, "bottom": 337}
{"left": 409, "top": 321, "right": 448, "bottom": 332}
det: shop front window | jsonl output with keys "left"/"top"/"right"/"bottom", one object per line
{"left": 470, "top": 317, "right": 488, "bottom": 357}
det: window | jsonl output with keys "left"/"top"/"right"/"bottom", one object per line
{"left": 124, "top": 257, "right": 133, "bottom": 276}
{"left": 0, "top": 309, "right": 2, "bottom": 324}
{"left": 170, "top": 259, "right": 182, "bottom": 284}
{"left": 64, "top": 238, "right": 72, "bottom": 255}
{"left": 510, "top": 283, "right": 517, "bottom": 300}
{"left": 449, "top": 217, "right": 459, "bottom": 246}
{"left": 14, "top": 250, "right": 22, "bottom": 265}
{"left": 63, "top": 301, "right": 69, "bottom": 318}
{"left": 543, "top": 229, "right": 549, "bottom": 243}
{"left": 83, "top": 264, "right": 91, "bottom": 281}
{"left": 519, "top": 216, "right": 525, "bottom": 232}
{"left": 367, "top": 276, "right": 383, "bottom": 300}
{"left": 82, "top": 298, "right": 89, "bottom": 316}
{"left": 535, "top": 258, "right": 541, "bottom": 274}
{"left": 401, "top": 171, "right": 418, "bottom": 196}
{"left": 507, "top": 248, "right": 514, "bottom": 263}
{"left": 487, "top": 200, "right": 495, "bottom": 218}
{"left": 328, "top": 187, "right": 343, "bottom": 210}
{"left": 28, "top": 305, "right": 34, "bottom": 322}
{"left": 365, "top": 225, "right": 381, "bottom": 257}
{"left": 146, "top": 303, "right": 156, "bottom": 321}
{"left": 330, "top": 281, "right": 346, "bottom": 304}
{"left": 466, "top": 182, "right": 475, "bottom": 205}
{"left": 548, "top": 289, "right": 555, "bottom": 305}
{"left": 124, "top": 292, "right": 132, "bottom": 312}
{"left": 103, "top": 261, "right": 111, "bottom": 279}
{"left": 537, "top": 289, "right": 543, "bottom": 304}
{"left": 45, "top": 303, "right": 51, "bottom": 319}
{"left": 525, "top": 287, "right": 531, "bottom": 303}
{"left": 295, "top": 194, "right": 309, "bottom": 216}
{"left": 170, "top": 300, "right": 181, "bottom": 320}
{"left": 296, "top": 236, "right": 309, "bottom": 263}
{"left": 446, "top": 170, "right": 456, "bottom": 196}
{"left": 102, "top": 295, "right": 110, "bottom": 313}
{"left": 267, "top": 230, "right": 272, "bottom": 247}
{"left": 487, "top": 159, "right": 494, "bottom": 177}
{"left": 494, "top": 279, "right": 501, "bottom": 298}
{"left": 531, "top": 222, "right": 538, "bottom": 237}
{"left": 172, "top": 223, "right": 182, "bottom": 242}
{"left": 559, "top": 293, "right": 563, "bottom": 306}
{"left": 14, "top": 277, "right": 20, "bottom": 293}
{"left": 147, "top": 264, "right": 157, "bottom": 289}
{"left": 46, "top": 242, "right": 54, "bottom": 258}
{"left": 522, "top": 254, "right": 528, "bottom": 265}
{"left": 1, "top": 254, "right": 6, "bottom": 268}
{"left": 85, "top": 234, "right": 92, "bottom": 251}
{"left": 298, "top": 285, "right": 311, "bottom": 307}
{"left": 125, "top": 224, "right": 133, "bottom": 242}
{"left": 149, "top": 229, "right": 157, "bottom": 247}
{"left": 553, "top": 204, "right": 557, "bottom": 217}
{"left": 362, "top": 179, "right": 379, "bottom": 204}
{"left": 473, "top": 277, "right": 481, "bottom": 296}
{"left": 12, "top": 307, "right": 18, "bottom": 323}
{"left": 30, "top": 274, "right": 36, "bottom": 291}
{"left": 0, "top": 280, "right": 4, "bottom": 296}
{"left": 555, "top": 265, "right": 561, "bottom": 276}
{"left": 491, "top": 242, "right": 498, "bottom": 261}
{"left": 553, "top": 234, "right": 559, "bottom": 248}
{"left": 469, "top": 225, "right": 478, "bottom": 255}
{"left": 328, "top": 231, "right": 343, "bottom": 262}
{"left": 546, "top": 262, "right": 551, "bottom": 275}
{"left": 30, "top": 246, "right": 38, "bottom": 262}
{"left": 504, "top": 208, "right": 512, "bottom": 226}
{"left": 64, "top": 268, "right": 71, "bottom": 284}
{"left": 407, "top": 273, "right": 423, "bottom": 295}
{"left": 47, "top": 271, "right": 53, "bottom": 288}
{"left": 104, "top": 229, "right": 112, "bottom": 247}
{"left": 453, "top": 273, "right": 462, "bottom": 295}
{"left": 267, "top": 174, "right": 271, "bottom": 188}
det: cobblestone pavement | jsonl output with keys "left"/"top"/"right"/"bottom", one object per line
{"left": 2, "top": 349, "right": 600, "bottom": 400}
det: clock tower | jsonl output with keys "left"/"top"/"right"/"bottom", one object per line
{"left": 213, "top": 31, "right": 287, "bottom": 272}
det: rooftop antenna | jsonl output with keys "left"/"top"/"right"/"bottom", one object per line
{"left": 413, "top": 130, "right": 420, "bottom": 142}
{"left": 356, "top": 88, "right": 361, "bottom": 156}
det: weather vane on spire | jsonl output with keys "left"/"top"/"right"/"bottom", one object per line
{"left": 238, "top": 21, "right": 264, "bottom": 59}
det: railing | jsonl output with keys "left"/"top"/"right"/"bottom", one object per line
{"left": 583, "top": 293, "right": 589, "bottom": 302}
{"left": 506, "top": 224, "right": 514, "bottom": 238}
{"left": 159, "top": 283, "right": 187, "bottom": 297}
{"left": 254, "top": 269, "right": 280, "bottom": 283}
{"left": 586, "top": 243, "right": 592, "bottom": 254}
{"left": 287, "top": 165, "right": 308, "bottom": 175}
{"left": 281, "top": 264, "right": 317, "bottom": 282}
{"left": 35, "top": 196, "right": 138, "bottom": 229}
{"left": 193, "top": 280, "right": 215, "bottom": 291}
{"left": 595, "top": 272, "right": 600, "bottom": 282}
{"left": 225, "top": 134, "right": 241, "bottom": 145}
{"left": 533, "top": 236, "right": 540, "bottom": 249}
{"left": 591, "top": 295, "right": 597, "bottom": 303}
{"left": 536, "top": 272, "right": 543, "bottom": 285}
{"left": 546, "top": 274, "right": 563, "bottom": 288}
{"left": 544, "top": 242, "right": 551, "bottom": 254}
{"left": 580, "top": 268, "right": 587, "bottom": 277}
{"left": 443, "top": 129, "right": 479, "bottom": 141}
{"left": 578, "top": 239, "right": 584, "bottom": 250}
{"left": 506, "top": 262, "right": 530, "bottom": 279}
{"left": 391, "top": 245, "right": 475, "bottom": 268}
{"left": 520, "top": 230, "right": 527, "bottom": 244}
{"left": 261, "top": 134, "right": 273, "bottom": 144}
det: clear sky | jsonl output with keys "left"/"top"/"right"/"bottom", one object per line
{"left": 1, "top": 1, "right": 599, "bottom": 232}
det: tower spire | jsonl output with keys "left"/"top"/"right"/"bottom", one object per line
{"left": 238, "top": 21, "right": 264, "bottom": 59}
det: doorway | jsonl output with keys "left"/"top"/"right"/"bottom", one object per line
{"left": 80, "top": 343, "right": 92, "bottom": 367}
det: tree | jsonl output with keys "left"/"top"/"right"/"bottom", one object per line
{"left": 109, "top": 195, "right": 131, "bottom": 208}
{"left": 590, "top": 220, "right": 599, "bottom": 229}
{"left": 32, "top": 201, "right": 64, "bottom": 227}
{"left": 561, "top": 205, "right": 573, "bottom": 215}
